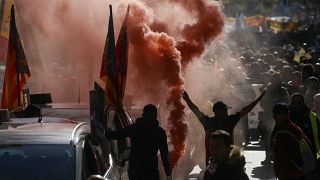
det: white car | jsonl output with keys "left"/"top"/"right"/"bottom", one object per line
{"left": 0, "top": 109, "right": 130, "bottom": 180}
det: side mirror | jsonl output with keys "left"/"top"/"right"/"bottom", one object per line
{"left": 86, "top": 175, "right": 105, "bottom": 180}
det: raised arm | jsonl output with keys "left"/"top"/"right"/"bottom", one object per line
{"left": 105, "top": 125, "right": 133, "bottom": 140}
{"left": 182, "top": 91, "right": 206, "bottom": 125}
{"left": 240, "top": 90, "right": 266, "bottom": 118}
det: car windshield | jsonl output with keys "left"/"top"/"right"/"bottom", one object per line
{"left": 0, "top": 144, "right": 75, "bottom": 180}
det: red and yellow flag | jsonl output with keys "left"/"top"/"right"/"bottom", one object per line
{"left": 245, "top": 15, "right": 266, "bottom": 26}
{"left": 1, "top": 5, "right": 30, "bottom": 110}
{"left": 100, "top": 5, "right": 118, "bottom": 109}
{"left": 0, "top": 0, "right": 13, "bottom": 62}
{"left": 116, "top": 6, "right": 129, "bottom": 100}
{"left": 100, "top": 5, "right": 131, "bottom": 126}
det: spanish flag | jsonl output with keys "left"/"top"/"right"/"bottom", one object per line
{"left": 1, "top": 5, "right": 30, "bottom": 110}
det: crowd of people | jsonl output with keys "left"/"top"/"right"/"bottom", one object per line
{"left": 235, "top": 32, "right": 320, "bottom": 179}
{"left": 103, "top": 29, "right": 320, "bottom": 179}
{"left": 179, "top": 37, "right": 320, "bottom": 179}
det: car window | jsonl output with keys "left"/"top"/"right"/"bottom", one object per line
{"left": 0, "top": 144, "right": 75, "bottom": 180}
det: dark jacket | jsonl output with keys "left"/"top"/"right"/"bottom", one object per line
{"left": 290, "top": 105, "right": 319, "bottom": 156}
{"left": 270, "top": 119, "right": 309, "bottom": 179}
{"left": 187, "top": 103, "right": 241, "bottom": 164}
{"left": 106, "top": 117, "right": 171, "bottom": 177}
{"left": 203, "top": 146, "right": 249, "bottom": 180}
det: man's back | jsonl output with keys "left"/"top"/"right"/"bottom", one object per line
{"left": 107, "top": 116, "right": 171, "bottom": 179}
{"left": 271, "top": 119, "right": 306, "bottom": 179}
{"left": 106, "top": 104, "right": 172, "bottom": 180}
{"left": 128, "top": 118, "right": 169, "bottom": 174}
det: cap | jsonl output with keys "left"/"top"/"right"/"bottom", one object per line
{"left": 212, "top": 101, "right": 231, "bottom": 111}
{"left": 272, "top": 103, "right": 289, "bottom": 115}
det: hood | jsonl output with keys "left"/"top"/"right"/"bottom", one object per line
{"left": 226, "top": 146, "right": 246, "bottom": 167}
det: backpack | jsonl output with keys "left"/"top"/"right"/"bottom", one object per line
{"left": 274, "top": 130, "right": 316, "bottom": 176}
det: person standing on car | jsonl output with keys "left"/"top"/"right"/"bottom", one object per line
{"left": 106, "top": 104, "right": 172, "bottom": 180}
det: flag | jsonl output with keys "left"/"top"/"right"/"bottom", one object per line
{"left": 0, "top": 0, "right": 13, "bottom": 39}
{"left": 0, "top": 0, "right": 13, "bottom": 62}
{"left": 293, "top": 47, "right": 306, "bottom": 63}
{"left": 116, "top": 6, "right": 129, "bottom": 100}
{"left": 100, "top": 5, "right": 131, "bottom": 127}
{"left": 245, "top": 15, "right": 265, "bottom": 26}
{"left": 100, "top": 5, "right": 118, "bottom": 108}
{"left": 1, "top": 5, "right": 30, "bottom": 110}
{"left": 116, "top": 6, "right": 130, "bottom": 127}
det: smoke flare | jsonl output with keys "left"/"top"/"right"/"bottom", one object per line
{"left": 126, "top": 3, "right": 187, "bottom": 166}
{"left": 125, "top": 0, "right": 224, "bottom": 167}
{"left": 15, "top": 0, "right": 224, "bottom": 167}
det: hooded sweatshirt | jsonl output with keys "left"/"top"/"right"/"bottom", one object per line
{"left": 203, "top": 146, "right": 249, "bottom": 180}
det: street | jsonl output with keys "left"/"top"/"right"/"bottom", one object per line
{"left": 187, "top": 141, "right": 276, "bottom": 180}
{"left": 244, "top": 141, "right": 275, "bottom": 180}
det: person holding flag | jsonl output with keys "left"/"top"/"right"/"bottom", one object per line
{"left": 102, "top": 5, "right": 172, "bottom": 179}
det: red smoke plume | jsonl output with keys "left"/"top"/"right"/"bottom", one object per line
{"left": 126, "top": 0, "right": 223, "bottom": 167}
{"left": 127, "top": 4, "right": 187, "bottom": 167}
{"left": 15, "top": 0, "right": 224, "bottom": 167}
{"left": 174, "top": 0, "right": 224, "bottom": 67}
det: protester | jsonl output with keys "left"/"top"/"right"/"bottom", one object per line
{"left": 311, "top": 93, "right": 320, "bottom": 160}
{"left": 301, "top": 64, "right": 315, "bottom": 91}
{"left": 182, "top": 90, "right": 266, "bottom": 165}
{"left": 270, "top": 103, "right": 311, "bottom": 180}
{"left": 106, "top": 104, "right": 172, "bottom": 180}
{"left": 289, "top": 93, "right": 320, "bottom": 157}
{"left": 312, "top": 93, "right": 320, "bottom": 116}
{"left": 259, "top": 72, "right": 290, "bottom": 165}
{"left": 281, "top": 65, "right": 294, "bottom": 84}
{"left": 203, "top": 130, "right": 249, "bottom": 180}
{"left": 286, "top": 71, "right": 304, "bottom": 95}
{"left": 304, "top": 76, "right": 320, "bottom": 107}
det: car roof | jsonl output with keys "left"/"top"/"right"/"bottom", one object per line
{"left": 0, "top": 118, "right": 90, "bottom": 145}
{"left": 40, "top": 103, "right": 90, "bottom": 122}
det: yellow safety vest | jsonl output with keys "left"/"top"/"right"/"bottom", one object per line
{"left": 309, "top": 112, "right": 320, "bottom": 159}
